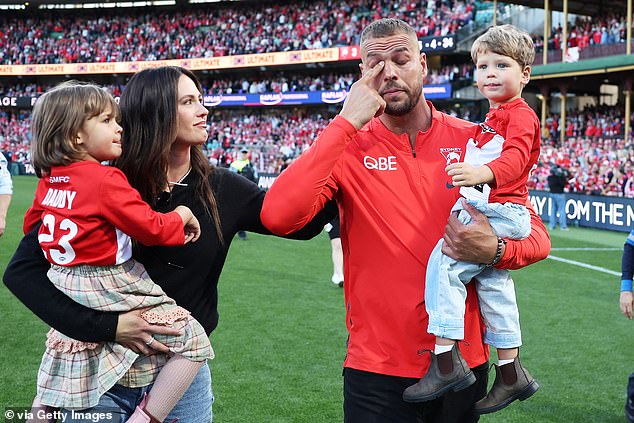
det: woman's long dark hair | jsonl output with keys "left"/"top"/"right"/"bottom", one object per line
{"left": 117, "top": 66, "right": 223, "bottom": 243}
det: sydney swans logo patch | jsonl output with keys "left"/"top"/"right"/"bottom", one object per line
{"left": 440, "top": 148, "right": 463, "bottom": 188}
{"left": 478, "top": 123, "right": 497, "bottom": 134}
{"left": 440, "top": 148, "right": 463, "bottom": 166}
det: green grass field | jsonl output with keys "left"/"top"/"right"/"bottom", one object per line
{"left": 1, "top": 175, "right": 631, "bottom": 422}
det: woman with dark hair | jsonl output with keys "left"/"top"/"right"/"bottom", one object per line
{"left": 4, "top": 66, "right": 335, "bottom": 422}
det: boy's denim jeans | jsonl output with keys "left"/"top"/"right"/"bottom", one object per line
{"left": 426, "top": 199, "right": 530, "bottom": 349}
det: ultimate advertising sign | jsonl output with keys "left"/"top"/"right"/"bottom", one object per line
{"left": 0, "top": 48, "right": 346, "bottom": 76}
{"left": 0, "top": 37, "right": 454, "bottom": 78}
{"left": 530, "top": 190, "right": 634, "bottom": 233}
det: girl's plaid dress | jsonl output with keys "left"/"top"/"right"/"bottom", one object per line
{"left": 37, "top": 260, "right": 213, "bottom": 409}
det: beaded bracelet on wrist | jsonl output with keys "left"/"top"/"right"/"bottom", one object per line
{"left": 485, "top": 237, "right": 506, "bottom": 268}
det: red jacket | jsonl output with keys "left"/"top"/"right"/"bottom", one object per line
{"left": 24, "top": 161, "right": 184, "bottom": 267}
{"left": 465, "top": 98, "right": 541, "bottom": 204}
{"left": 262, "top": 104, "right": 550, "bottom": 378}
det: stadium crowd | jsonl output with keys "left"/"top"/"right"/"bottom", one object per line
{"left": 541, "top": 106, "right": 629, "bottom": 141}
{"left": 532, "top": 13, "right": 632, "bottom": 51}
{"left": 0, "top": 1, "right": 630, "bottom": 197}
{"left": 0, "top": 110, "right": 30, "bottom": 170}
{"left": 205, "top": 109, "right": 332, "bottom": 172}
{"left": 205, "top": 72, "right": 356, "bottom": 94}
{"left": 0, "top": 82, "right": 44, "bottom": 97}
{"left": 528, "top": 106, "right": 634, "bottom": 197}
{"left": 530, "top": 136, "right": 634, "bottom": 198}
{"left": 426, "top": 62, "right": 473, "bottom": 85}
{"left": 3, "top": 105, "right": 632, "bottom": 199}
{"left": 0, "top": 0, "right": 476, "bottom": 65}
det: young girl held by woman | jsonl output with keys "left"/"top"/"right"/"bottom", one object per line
{"left": 24, "top": 81, "right": 213, "bottom": 423}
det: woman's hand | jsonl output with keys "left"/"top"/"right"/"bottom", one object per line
{"left": 116, "top": 309, "right": 182, "bottom": 355}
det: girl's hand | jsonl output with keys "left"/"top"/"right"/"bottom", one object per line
{"left": 174, "top": 205, "right": 201, "bottom": 243}
{"left": 183, "top": 214, "right": 201, "bottom": 243}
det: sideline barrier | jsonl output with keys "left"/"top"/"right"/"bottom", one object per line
{"left": 258, "top": 181, "right": 634, "bottom": 233}
{"left": 530, "top": 190, "right": 634, "bottom": 233}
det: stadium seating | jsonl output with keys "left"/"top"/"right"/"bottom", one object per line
{"left": 523, "top": 106, "right": 632, "bottom": 197}
{"left": 0, "top": 0, "right": 476, "bottom": 64}
{"left": 532, "top": 13, "right": 633, "bottom": 63}
{"left": 0, "top": 0, "right": 631, "bottom": 198}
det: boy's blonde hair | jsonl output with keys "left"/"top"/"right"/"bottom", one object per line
{"left": 471, "top": 24, "right": 535, "bottom": 68}
{"left": 31, "top": 81, "right": 119, "bottom": 177}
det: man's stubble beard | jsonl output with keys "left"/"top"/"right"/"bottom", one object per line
{"left": 383, "top": 80, "right": 423, "bottom": 117}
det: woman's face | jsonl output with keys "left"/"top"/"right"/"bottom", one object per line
{"left": 175, "top": 75, "right": 209, "bottom": 146}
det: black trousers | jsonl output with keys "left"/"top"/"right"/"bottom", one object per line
{"left": 343, "top": 363, "right": 489, "bottom": 423}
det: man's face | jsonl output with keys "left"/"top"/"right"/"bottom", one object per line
{"left": 360, "top": 32, "right": 427, "bottom": 116}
